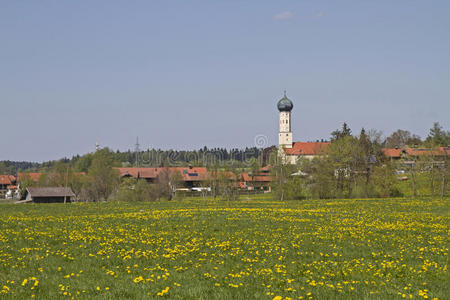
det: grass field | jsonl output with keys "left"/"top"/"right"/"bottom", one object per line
{"left": 0, "top": 198, "right": 448, "bottom": 299}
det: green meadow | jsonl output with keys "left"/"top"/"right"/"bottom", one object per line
{"left": 0, "top": 197, "right": 448, "bottom": 299}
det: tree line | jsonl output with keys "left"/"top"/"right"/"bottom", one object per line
{"left": 1, "top": 147, "right": 263, "bottom": 175}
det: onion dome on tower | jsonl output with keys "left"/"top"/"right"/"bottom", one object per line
{"left": 277, "top": 91, "right": 293, "bottom": 112}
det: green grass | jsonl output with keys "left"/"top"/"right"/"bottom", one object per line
{"left": 181, "top": 192, "right": 273, "bottom": 201}
{"left": 0, "top": 197, "right": 448, "bottom": 299}
{"left": 397, "top": 172, "right": 448, "bottom": 198}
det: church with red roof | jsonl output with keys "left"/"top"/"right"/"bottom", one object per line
{"left": 276, "top": 92, "right": 330, "bottom": 164}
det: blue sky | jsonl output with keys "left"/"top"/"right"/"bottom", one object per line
{"left": 1, "top": 1, "right": 449, "bottom": 162}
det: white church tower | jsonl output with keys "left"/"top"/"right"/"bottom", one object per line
{"left": 277, "top": 91, "right": 294, "bottom": 149}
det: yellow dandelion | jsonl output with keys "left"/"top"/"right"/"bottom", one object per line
{"left": 157, "top": 286, "right": 170, "bottom": 296}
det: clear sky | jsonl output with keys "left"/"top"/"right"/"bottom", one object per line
{"left": 1, "top": 1, "right": 449, "bottom": 162}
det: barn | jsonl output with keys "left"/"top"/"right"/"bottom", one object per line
{"left": 25, "top": 187, "right": 75, "bottom": 203}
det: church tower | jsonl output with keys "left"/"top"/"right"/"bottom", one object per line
{"left": 277, "top": 91, "right": 293, "bottom": 149}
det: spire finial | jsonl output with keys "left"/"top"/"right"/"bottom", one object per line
{"left": 284, "top": 90, "right": 287, "bottom": 97}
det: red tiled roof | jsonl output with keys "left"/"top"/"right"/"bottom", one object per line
{"left": 241, "top": 173, "right": 251, "bottom": 181}
{"left": 0, "top": 175, "right": 15, "bottom": 185}
{"left": 382, "top": 148, "right": 404, "bottom": 158}
{"left": 382, "top": 147, "right": 450, "bottom": 158}
{"left": 115, "top": 167, "right": 209, "bottom": 181}
{"left": 18, "top": 173, "right": 41, "bottom": 183}
{"left": 284, "top": 142, "right": 330, "bottom": 156}
{"left": 260, "top": 165, "right": 271, "bottom": 172}
{"left": 116, "top": 167, "right": 159, "bottom": 179}
{"left": 170, "top": 167, "right": 208, "bottom": 181}
{"left": 241, "top": 173, "right": 272, "bottom": 182}
{"left": 407, "top": 147, "right": 450, "bottom": 156}
{"left": 7, "top": 185, "right": 18, "bottom": 190}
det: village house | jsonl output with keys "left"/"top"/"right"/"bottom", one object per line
{"left": 282, "top": 142, "right": 331, "bottom": 164}
{"left": 240, "top": 165, "right": 272, "bottom": 191}
{"left": 382, "top": 147, "right": 450, "bottom": 160}
{"left": 0, "top": 175, "right": 16, "bottom": 196}
{"left": 5, "top": 185, "right": 19, "bottom": 199}
{"left": 17, "top": 172, "right": 41, "bottom": 184}
{"left": 115, "top": 166, "right": 209, "bottom": 189}
{"left": 115, "top": 167, "right": 244, "bottom": 191}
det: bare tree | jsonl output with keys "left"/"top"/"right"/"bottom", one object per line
{"left": 385, "top": 129, "right": 412, "bottom": 148}
{"left": 169, "top": 170, "right": 183, "bottom": 200}
{"left": 206, "top": 161, "right": 220, "bottom": 200}
{"left": 249, "top": 157, "right": 261, "bottom": 191}
{"left": 218, "top": 169, "right": 238, "bottom": 201}
{"left": 440, "top": 151, "right": 448, "bottom": 198}
{"left": 154, "top": 168, "right": 171, "bottom": 200}
{"left": 367, "top": 129, "right": 383, "bottom": 145}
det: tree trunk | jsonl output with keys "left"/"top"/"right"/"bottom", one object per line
{"left": 430, "top": 165, "right": 434, "bottom": 196}
{"left": 411, "top": 165, "right": 417, "bottom": 198}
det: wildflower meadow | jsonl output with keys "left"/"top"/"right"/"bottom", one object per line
{"left": 0, "top": 198, "right": 448, "bottom": 299}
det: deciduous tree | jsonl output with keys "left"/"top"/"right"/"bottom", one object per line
{"left": 81, "top": 148, "right": 120, "bottom": 202}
